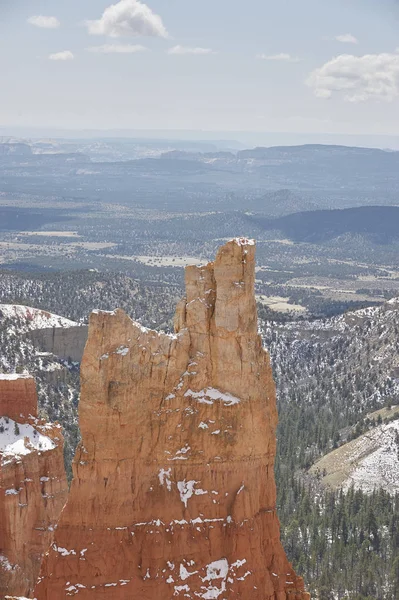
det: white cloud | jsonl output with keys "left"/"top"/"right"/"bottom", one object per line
{"left": 306, "top": 52, "right": 399, "bottom": 102}
{"left": 256, "top": 53, "right": 300, "bottom": 63}
{"left": 28, "top": 15, "right": 60, "bottom": 29}
{"left": 168, "top": 45, "right": 214, "bottom": 56}
{"left": 87, "top": 44, "right": 147, "bottom": 54}
{"left": 86, "top": 0, "right": 167, "bottom": 38}
{"left": 49, "top": 51, "right": 74, "bottom": 61}
{"left": 335, "top": 34, "right": 359, "bottom": 44}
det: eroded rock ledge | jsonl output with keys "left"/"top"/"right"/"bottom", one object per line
{"left": 35, "top": 238, "right": 310, "bottom": 600}
{"left": 0, "top": 374, "right": 68, "bottom": 598}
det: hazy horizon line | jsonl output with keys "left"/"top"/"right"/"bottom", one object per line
{"left": 3, "top": 126, "right": 399, "bottom": 150}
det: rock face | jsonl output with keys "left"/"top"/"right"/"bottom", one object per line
{"left": 0, "top": 374, "right": 38, "bottom": 423}
{"left": 26, "top": 326, "right": 89, "bottom": 363}
{"left": 35, "top": 239, "right": 309, "bottom": 600}
{"left": 0, "top": 375, "right": 68, "bottom": 598}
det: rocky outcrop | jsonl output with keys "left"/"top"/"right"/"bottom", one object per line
{"left": 26, "top": 326, "right": 88, "bottom": 363}
{"left": 35, "top": 238, "right": 309, "bottom": 600}
{"left": 0, "top": 374, "right": 38, "bottom": 423}
{"left": 0, "top": 375, "right": 68, "bottom": 598}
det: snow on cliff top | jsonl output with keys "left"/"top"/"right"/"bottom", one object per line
{"left": 234, "top": 237, "right": 255, "bottom": 246}
{"left": 0, "top": 304, "right": 78, "bottom": 331}
{"left": 0, "top": 416, "right": 56, "bottom": 465}
{"left": 0, "top": 374, "right": 33, "bottom": 381}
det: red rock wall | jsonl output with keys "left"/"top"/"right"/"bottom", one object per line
{"left": 0, "top": 377, "right": 68, "bottom": 598}
{"left": 35, "top": 239, "right": 310, "bottom": 600}
{"left": 0, "top": 374, "right": 38, "bottom": 421}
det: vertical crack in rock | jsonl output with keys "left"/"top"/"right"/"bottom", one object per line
{"left": 35, "top": 238, "right": 310, "bottom": 600}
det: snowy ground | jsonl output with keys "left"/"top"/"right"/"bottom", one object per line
{"left": 0, "top": 304, "right": 78, "bottom": 331}
{"left": 342, "top": 421, "right": 399, "bottom": 494}
{"left": 312, "top": 421, "right": 399, "bottom": 494}
{"left": 0, "top": 416, "right": 55, "bottom": 466}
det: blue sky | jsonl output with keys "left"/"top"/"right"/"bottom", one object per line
{"left": 1, "top": 0, "right": 399, "bottom": 137}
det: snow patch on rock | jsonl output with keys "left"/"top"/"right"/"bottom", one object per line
{"left": 0, "top": 417, "right": 55, "bottom": 464}
{"left": 184, "top": 388, "right": 241, "bottom": 407}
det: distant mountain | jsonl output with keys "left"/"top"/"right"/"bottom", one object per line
{"left": 0, "top": 142, "right": 90, "bottom": 166}
{"left": 236, "top": 143, "right": 393, "bottom": 160}
{"left": 160, "top": 150, "right": 235, "bottom": 161}
{"left": 246, "top": 206, "right": 399, "bottom": 243}
{"left": 156, "top": 143, "right": 399, "bottom": 175}
{"left": 130, "top": 156, "right": 216, "bottom": 173}
{"left": 145, "top": 144, "right": 399, "bottom": 202}
{"left": 252, "top": 189, "right": 318, "bottom": 217}
{"left": 0, "top": 142, "right": 32, "bottom": 156}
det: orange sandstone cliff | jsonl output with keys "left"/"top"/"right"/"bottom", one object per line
{"left": 0, "top": 374, "right": 68, "bottom": 598}
{"left": 0, "top": 374, "right": 38, "bottom": 423}
{"left": 35, "top": 238, "right": 309, "bottom": 600}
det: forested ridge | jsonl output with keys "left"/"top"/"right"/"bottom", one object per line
{"left": 263, "top": 301, "right": 399, "bottom": 599}
{"left": 277, "top": 478, "right": 399, "bottom": 599}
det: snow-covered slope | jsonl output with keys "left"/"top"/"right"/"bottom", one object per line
{"left": 0, "top": 416, "right": 56, "bottom": 466}
{"left": 311, "top": 420, "right": 399, "bottom": 494}
{"left": 0, "top": 304, "right": 78, "bottom": 332}
{"left": 0, "top": 304, "right": 78, "bottom": 372}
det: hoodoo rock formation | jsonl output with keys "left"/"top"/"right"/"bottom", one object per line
{"left": 0, "top": 374, "right": 38, "bottom": 423}
{"left": 35, "top": 239, "right": 309, "bottom": 600}
{"left": 0, "top": 374, "right": 68, "bottom": 598}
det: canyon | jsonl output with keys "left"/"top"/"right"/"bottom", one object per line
{"left": 34, "top": 238, "right": 309, "bottom": 600}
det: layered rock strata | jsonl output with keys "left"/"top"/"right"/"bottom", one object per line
{"left": 0, "top": 375, "right": 68, "bottom": 598}
{"left": 35, "top": 238, "right": 309, "bottom": 600}
{"left": 0, "top": 374, "right": 38, "bottom": 423}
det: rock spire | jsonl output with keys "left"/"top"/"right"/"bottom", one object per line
{"left": 35, "top": 238, "right": 309, "bottom": 600}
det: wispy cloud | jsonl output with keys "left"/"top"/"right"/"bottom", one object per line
{"left": 307, "top": 52, "right": 399, "bottom": 102}
{"left": 87, "top": 44, "right": 147, "bottom": 54}
{"left": 49, "top": 51, "right": 74, "bottom": 61}
{"left": 257, "top": 53, "right": 300, "bottom": 63}
{"left": 168, "top": 45, "right": 214, "bottom": 55}
{"left": 28, "top": 15, "right": 60, "bottom": 29}
{"left": 86, "top": 0, "right": 167, "bottom": 38}
{"left": 335, "top": 33, "right": 359, "bottom": 44}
